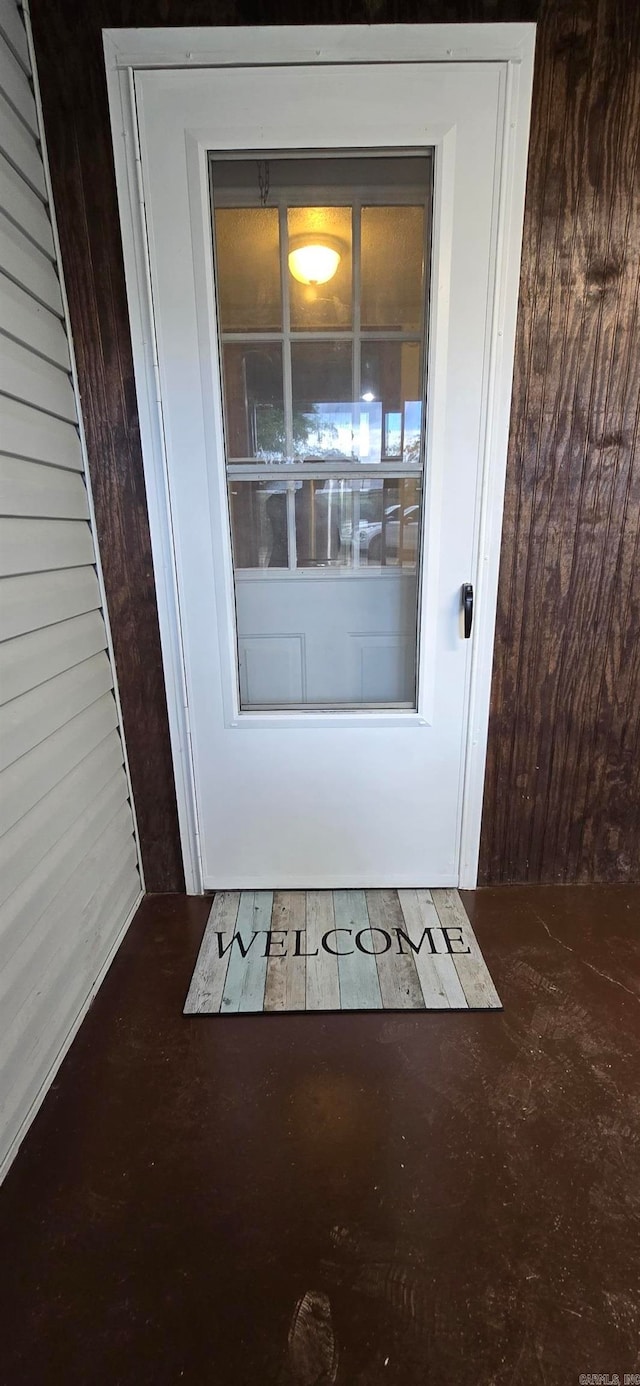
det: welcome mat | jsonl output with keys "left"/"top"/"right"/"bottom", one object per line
{"left": 184, "top": 888, "right": 501, "bottom": 1014}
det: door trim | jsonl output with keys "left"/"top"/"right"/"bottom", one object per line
{"left": 103, "top": 23, "right": 536, "bottom": 893}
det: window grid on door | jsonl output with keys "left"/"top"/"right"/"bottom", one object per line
{"left": 210, "top": 158, "right": 432, "bottom": 574}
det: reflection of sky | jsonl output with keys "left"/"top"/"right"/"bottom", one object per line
{"left": 297, "top": 401, "right": 422, "bottom": 463}
{"left": 297, "top": 402, "right": 381, "bottom": 462}
{"left": 404, "top": 401, "right": 422, "bottom": 457}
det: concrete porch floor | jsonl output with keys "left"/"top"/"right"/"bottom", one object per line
{"left": 0, "top": 885, "right": 638, "bottom": 1384}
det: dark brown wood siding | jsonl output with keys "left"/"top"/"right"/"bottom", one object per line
{"left": 481, "top": 0, "right": 640, "bottom": 882}
{"left": 29, "top": 0, "right": 639, "bottom": 888}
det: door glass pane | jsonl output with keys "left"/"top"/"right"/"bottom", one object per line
{"left": 294, "top": 477, "right": 421, "bottom": 570}
{"left": 294, "top": 480, "right": 351, "bottom": 568}
{"left": 214, "top": 208, "right": 282, "bottom": 332}
{"left": 210, "top": 151, "right": 432, "bottom": 710}
{"left": 288, "top": 206, "right": 352, "bottom": 331}
{"left": 361, "top": 206, "right": 425, "bottom": 331}
{"left": 228, "top": 480, "right": 289, "bottom": 568}
{"left": 290, "top": 341, "right": 353, "bottom": 460}
{"left": 222, "top": 343, "right": 285, "bottom": 461}
{"left": 360, "top": 341, "right": 422, "bottom": 463}
{"left": 359, "top": 477, "right": 422, "bottom": 568}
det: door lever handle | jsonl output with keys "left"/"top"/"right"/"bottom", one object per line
{"left": 462, "top": 583, "right": 473, "bottom": 639}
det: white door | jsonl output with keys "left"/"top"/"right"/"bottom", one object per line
{"left": 123, "top": 32, "right": 533, "bottom": 889}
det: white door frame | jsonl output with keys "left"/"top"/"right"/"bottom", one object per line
{"left": 103, "top": 23, "right": 536, "bottom": 894}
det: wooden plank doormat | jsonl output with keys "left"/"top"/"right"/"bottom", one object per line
{"left": 184, "top": 889, "right": 501, "bottom": 1014}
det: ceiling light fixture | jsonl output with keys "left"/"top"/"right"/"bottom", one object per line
{"left": 288, "top": 235, "right": 342, "bottom": 286}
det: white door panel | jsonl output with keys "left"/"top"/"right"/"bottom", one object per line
{"left": 238, "top": 635, "right": 304, "bottom": 707}
{"left": 131, "top": 51, "right": 523, "bottom": 887}
{"left": 236, "top": 574, "right": 417, "bottom": 705}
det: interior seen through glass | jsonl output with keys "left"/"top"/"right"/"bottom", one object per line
{"left": 210, "top": 153, "right": 432, "bottom": 709}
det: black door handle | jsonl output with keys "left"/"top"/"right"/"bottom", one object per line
{"left": 462, "top": 583, "right": 473, "bottom": 639}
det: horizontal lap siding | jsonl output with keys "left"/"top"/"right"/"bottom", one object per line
{"left": 0, "top": 31, "right": 37, "bottom": 135}
{"left": 0, "top": 609, "right": 105, "bottom": 702}
{"left": 0, "top": 0, "right": 29, "bottom": 69}
{"left": 0, "top": 86, "right": 45, "bottom": 197}
{"left": 0, "top": 213, "right": 60, "bottom": 311}
{"left": 0, "top": 455, "right": 89, "bottom": 517}
{"left": 0, "top": 334, "right": 76, "bottom": 418}
{"left": 0, "top": 150, "right": 55, "bottom": 256}
{"left": 0, "top": 277, "right": 69, "bottom": 366}
{"left": 0, "top": 565, "right": 101, "bottom": 639}
{"left": 0, "top": 6, "right": 141, "bottom": 1179}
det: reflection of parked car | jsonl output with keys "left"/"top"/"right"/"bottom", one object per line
{"left": 342, "top": 503, "right": 420, "bottom": 563}
{"left": 259, "top": 481, "right": 419, "bottom": 568}
{"left": 366, "top": 503, "right": 420, "bottom": 562}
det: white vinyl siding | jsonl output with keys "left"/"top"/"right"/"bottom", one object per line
{"left": 0, "top": 1, "right": 142, "bottom": 1179}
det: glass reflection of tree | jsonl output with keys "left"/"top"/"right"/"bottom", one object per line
{"left": 254, "top": 405, "right": 327, "bottom": 462}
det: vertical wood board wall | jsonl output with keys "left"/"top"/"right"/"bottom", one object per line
{"left": 27, "top": 0, "right": 640, "bottom": 886}
{"left": 480, "top": 0, "right": 640, "bottom": 882}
